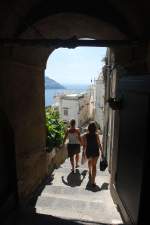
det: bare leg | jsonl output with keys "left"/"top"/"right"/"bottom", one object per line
{"left": 91, "top": 157, "right": 98, "bottom": 185}
{"left": 70, "top": 156, "right": 75, "bottom": 172}
{"left": 88, "top": 159, "right": 92, "bottom": 181}
{"left": 75, "top": 153, "right": 80, "bottom": 167}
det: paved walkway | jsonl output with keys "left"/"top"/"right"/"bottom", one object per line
{"left": 33, "top": 151, "right": 123, "bottom": 224}
{"left": 3, "top": 150, "right": 123, "bottom": 225}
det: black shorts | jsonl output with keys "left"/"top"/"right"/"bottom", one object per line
{"left": 86, "top": 148, "right": 99, "bottom": 159}
{"left": 67, "top": 144, "right": 80, "bottom": 157}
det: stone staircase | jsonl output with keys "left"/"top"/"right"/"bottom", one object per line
{"left": 33, "top": 154, "right": 123, "bottom": 224}
{"left": 3, "top": 153, "right": 123, "bottom": 225}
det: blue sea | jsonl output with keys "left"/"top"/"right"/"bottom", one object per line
{"left": 45, "top": 84, "right": 89, "bottom": 107}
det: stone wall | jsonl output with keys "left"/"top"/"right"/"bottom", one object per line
{"left": 0, "top": 44, "right": 57, "bottom": 202}
{"left": 46, "top": 145, "right": 68, "bottom": 174}
{"left": 0, "top": 58, "right": 47, "bottom": 201}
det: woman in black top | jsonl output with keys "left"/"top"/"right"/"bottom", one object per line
{"left": 82, "top": 121, "right": 103, "bottom": 186}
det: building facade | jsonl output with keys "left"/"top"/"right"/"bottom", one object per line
{"left": 56, "top": 93, "right": 90, "bottom": 128}
{"left": 86, "top": 83, "right": 96, "bottom": 121}
{"left": 95, "top": 74, "right": 105, "bottom": 131}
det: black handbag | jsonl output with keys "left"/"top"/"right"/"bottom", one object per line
{"left": 100, "top": 155, "right": 108, "bottom": 171}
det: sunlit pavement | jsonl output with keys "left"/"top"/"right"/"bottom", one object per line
{"left": 3, "top": 148, "right": 123, "bottom": 225}
{"left": 33, "top": 150, "right": 123, "bottom": 225}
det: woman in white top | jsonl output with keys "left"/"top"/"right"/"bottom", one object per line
{"left": 63, "top": 119, "right": 82, "bottom": 173}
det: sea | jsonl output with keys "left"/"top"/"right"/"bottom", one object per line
{"left": 45, "top": 84, "right": 89, "bottom": 107}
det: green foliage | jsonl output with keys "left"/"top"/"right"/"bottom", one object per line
{"left": 45, "top": 107, "right": 66, "bottom": 152}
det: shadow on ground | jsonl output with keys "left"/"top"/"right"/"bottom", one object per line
{"left": 100, "top": 182, "right": 109, "bottom": 190}
{"left": 61, "top": 169, "right": 87, "bottom": 187}
{"left": 85, "top": 182, "right": 101, "bottom": 192}
{"left": 85, "top": 182, "right": 109, "bottom": 192}
{"left": 27, "top": 174, "right": 54, "bottom": 207}
{"left": 3, "top": 208, "right": 124, "bottom": 225}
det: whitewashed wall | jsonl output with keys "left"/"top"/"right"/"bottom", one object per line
{"left": 95, "top": 78, "right": 105, "bottom": 130}
{"left": 58, "top": 94, "right": 90, "bottom": 128}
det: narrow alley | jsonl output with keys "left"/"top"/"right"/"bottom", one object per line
{"left": 31, "top": 150, "right": 123, "bottom": 224}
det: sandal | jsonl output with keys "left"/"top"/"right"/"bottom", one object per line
{"left": 71, "top": 168, "right": 75, "bottom": 173}
{"left": 91, "top": 183, "right": 97, "bottom": 188}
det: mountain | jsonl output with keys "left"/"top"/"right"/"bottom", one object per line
{"left": 45, "top": 76, "right": 65, "bottom": 89}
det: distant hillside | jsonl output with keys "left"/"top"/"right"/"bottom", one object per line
{"left": 45, "top": 76, "right": 65, "bottom": 89}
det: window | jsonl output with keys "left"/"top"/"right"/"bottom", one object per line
{"left": 63, "top": 108, "right": 68, "bottom": 116}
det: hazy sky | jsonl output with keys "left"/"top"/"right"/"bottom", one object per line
{"left": 45, "top": 47, "right": 106, "bottom": 85}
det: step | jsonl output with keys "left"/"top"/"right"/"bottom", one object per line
{"left": 56, "top": 166, "right": 109, "bottom": 177}
{"left": 56, "top": 156, "right": 109, "bottom": 175}
{"left": 40, "top": 185, "right": 110, "bottom": 202}
{"left": 50, "top": 170, "right": 110, "bottom": 187}
{"left": 35, "top": 196, "right": 123, "bottom": 224}
{"left": 3, "top": 207, "right": 110, "bottom": 225}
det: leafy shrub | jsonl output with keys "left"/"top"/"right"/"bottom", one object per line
{"left": 45, "top": 107, "right": 66, "bottom": 152}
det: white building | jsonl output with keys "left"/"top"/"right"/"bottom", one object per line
{"left": 95, "top": 74, "right": 105, "bottom": 131}
{"left": 86, "top": 83, "right": 96, "bottom": 120}
{"left": 55, "top": 93, "right": 90, "bottom": 128}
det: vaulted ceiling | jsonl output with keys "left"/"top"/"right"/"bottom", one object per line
{"left": 0, "top": 1, "right": 150, "bottom": 41}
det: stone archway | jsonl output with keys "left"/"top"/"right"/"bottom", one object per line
{"left": 0, "top": 7, "right": 150, "bottom": 224}
{"left": 0, "top": 12, "right": 128, "bottom": 201}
